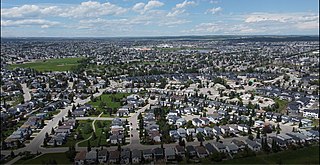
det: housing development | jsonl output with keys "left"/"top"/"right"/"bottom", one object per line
{"left": 0, "top": 36, "right": 319, "bottom": 164}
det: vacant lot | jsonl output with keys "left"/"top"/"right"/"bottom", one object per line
{"left": 9, "top": 57, "right": 84, "bottom": 72}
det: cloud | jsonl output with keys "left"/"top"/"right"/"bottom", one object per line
{"left": 1, "top": 19, "right": 60, "bottom": 28}
{"left": 206, "top": 7, "right": 222, "bottom": 14}
{"left": 132, "top": 0, "right": 164, "bottom": 14}
{"left": 167, "top": 0, "right": 195, "bottom": 17}
{"left": 167, "top": 9, "right": 186, "bottom": 17}
{"left": 244, "top": 12, "right": 318, "bottom": 23}
{"left": 1, "top": 5, "right": 62, "bottom": 18}
{"left": 175, "top": 0, "right": 196, "bottom": 9}
{"left": 59, "top": 1, "right": 127, "bottom": 18}
{"left": 1, "top": 1, "right": 127, "bottom": 19}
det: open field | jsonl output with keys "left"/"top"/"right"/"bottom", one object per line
{"left": 9, "top": 57, "right": 84, "bottom": 72}
{"left": 218, "top": 145, "right": 319, "bottom": 164}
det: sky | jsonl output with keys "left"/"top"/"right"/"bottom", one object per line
{"left": 1, "top": 0, "right": 319, "bottom": 37}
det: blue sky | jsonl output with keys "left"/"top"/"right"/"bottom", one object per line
{"left": 1, "top": 0, "right": 319, "bottom": 37}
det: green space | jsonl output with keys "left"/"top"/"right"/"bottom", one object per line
{"left": 218, "top": 145, "right": 319, "bottom": 164}
{"left": 78, "top": 120, "right": 111, "bottom": 147}
{"left": 88, "top": 93, "right": 130, "bottom": 117}
{"left": 9, "top": 57, "right": 84, "bottom": 72}
{"left": 274, "top": 98, "right": 289, "bottom": 113}
{"left": 14, "top": 153, "right": 72, "bottom": 164}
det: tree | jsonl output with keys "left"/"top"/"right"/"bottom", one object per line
{"left": 87, "top": 140, "right": 91, "bottom": 152}
{"left": 45, "top": 132, "right": 49, "bottom": 140}
{"left": 92, "top": 132, "right": 97, "bottom": 140}
{"left": 72, "top": 104, "right": 76, "bottom": 111}
{"left": 11, "top": 151, "right": 15, "bottom": 158}
{"left": 58, "top": 120, "right": 63, "bottom": 126}
{"left": 67, "top": 110, "right": 72, "bottom": 117}
{"left": 41, "top": 119, "right": 45, "bottom": 128}
{"left": 51, "top": 128, "right": 55, "bottom": 135}
{"left": 256, "top": 129, "right": 261, "bottom": 139}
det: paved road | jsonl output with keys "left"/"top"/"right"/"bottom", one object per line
{"left": 21, "top": 83, "right": 31, "bottom": 102}
{"left": 127, "top": 103, "right": 150, "bottom": 149}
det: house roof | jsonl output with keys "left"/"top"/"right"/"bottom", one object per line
{"left": 75, "top": 151, "right": 87, "bottom": 161}
{"left": 165, "top": 147, "right": 176, "bottom": 156}
{"left": 195, "top": 146, "right": 208, "bottom": 155}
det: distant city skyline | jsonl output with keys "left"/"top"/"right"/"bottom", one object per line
{"left": 1, "top": 0, "right": 319, "bottom": 37}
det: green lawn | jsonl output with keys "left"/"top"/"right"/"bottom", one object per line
{"left": 78, "top": 120, "right": 111, "bottom": 147}
{"left": 219, "top": 145, "right": 319, "bottom": 164}
{"left": 9, "top": 57, "right": 84, "bottom": 72}
{"left": 87, "top": 93, "right": 130, "bottom": 116}
{"left": 14, "top": 153, "right": 72, "bottom": 164}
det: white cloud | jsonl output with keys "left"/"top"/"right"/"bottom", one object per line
{"left": 132, "top": 0, "right": 164, "bottom": 14}
{"left": 244, "top": 12, "right": 318, "bottom": 23}
{"left": 1, "top": 19, "right": 60, "bottom": 28}
{"left": 175, "top": 0, "right": 196, "bottom": 9}
{"left": 144, "top": 0, "right": 164, "bottom": 11}
{"left": 60, "top": 1, "right": 127, "bottom": 18}
{"left": 132, "top": 2, "right": 145, "bottom": 12}
{"left": 167, "top": 0, "right": 195, "bottom": 17}
{"left": 167, "top": 9, "right": 185, "bottom": 17}
{"left": 1, "top": 5, "right": 62, "bottom": 18}
{"left": 1, "top": 1, "right": 127, "bottom": 19}
{"left": 206, "top": 7, "right": 222, "bottom": 14}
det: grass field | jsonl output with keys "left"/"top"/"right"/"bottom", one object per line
{"left": 274, "top": 98, "right": 289, "bottom": 114}
{"left": 88, "top": 93, "right": 130, "bottom": 117}
{"left": 14, "top": 153, "right": 72, "bottom": 164}
{"left": 218, "top": 145, "right": 319, "bottom": 164}
{"left": 9, "top": 57, "right": 84, "bottom": 72}
{"left": 78, "top": 120, "right": 111, "bottom": 147}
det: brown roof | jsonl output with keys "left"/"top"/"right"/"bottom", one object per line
{"left": 75, "top": 151, "right": 87, "bottom": 161}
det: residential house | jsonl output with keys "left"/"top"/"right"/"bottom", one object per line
{"left": 131, "top": 149, "right": 142, "bottom": 164}
{"left": 212, "top": 142, "right": 227, "bottom": 153}
{"left": 120, "top": 150, "right": 131, "bottom": 164}
{"left": 195, "top": 146, "right": 208, "bottom": 158}
{"left": 231, "top": 139, "right": 246, "bottom": 150}
{"left": 303, "top": 109, "right": 319, "bottom": 119}
{"left": 153, "top": 147, "right": 164, "bottom": 161}
{"left": 186, "top": 145, "right": 197, "bottom": 157}
{"left": 108, "top": 150, "right": 120, "bottom": 164}
{"left": 165, "top": 147, "right": 176, "bottom": 161}
{"left": 98, "top": 149, "right": 108, "bottom": 163}
{"left": 74, "top": 151, "right": 87, "bottom": 165}
{"left": 142, "top": 149, "right": 153, "bottom": 161}
{"left": 85, "top": 150, "right": 97, "bottom": 164}
{"left": 226, "top": 143, "right": 239, "bottom": 154}
{"left": 245, "top": 139, "right": 261, "bottom": 152}
{"left": 175, "top": 145, "right": 185, "bottom": 158}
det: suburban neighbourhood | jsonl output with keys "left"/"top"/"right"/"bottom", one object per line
{"left": 0, "top": 36, "right": 319, "bottom": 164}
